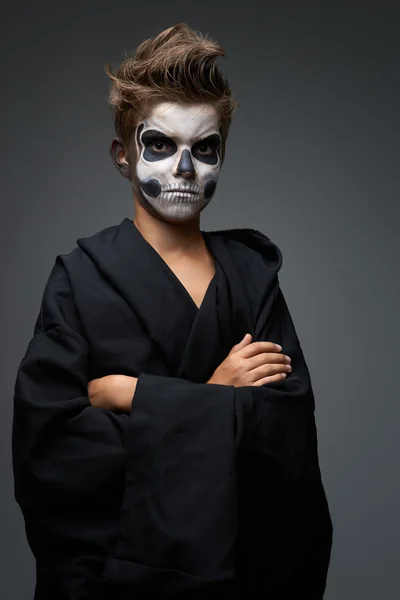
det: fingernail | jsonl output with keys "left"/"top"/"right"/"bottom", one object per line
{"left": 276, "top": 344, "right": 282, "bottom": 350}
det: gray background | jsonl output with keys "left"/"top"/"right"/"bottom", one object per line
{"left": 2, "top": 1, "right": 399, "bottom": 598}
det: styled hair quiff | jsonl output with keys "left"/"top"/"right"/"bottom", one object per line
{"left": 104, "top": 23, "right": 238, "bottom": 163}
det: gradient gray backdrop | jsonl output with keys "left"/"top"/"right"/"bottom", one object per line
{"left": 2, "top": 2, "right": 399, "bottom": 598}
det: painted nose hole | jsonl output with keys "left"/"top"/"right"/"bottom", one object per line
{"left": 176, "top": 149, "right": 196, "bottom": 175}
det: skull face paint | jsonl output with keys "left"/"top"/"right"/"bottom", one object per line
{"left": 132, "top": 102, "right": 222, "bottom": 222}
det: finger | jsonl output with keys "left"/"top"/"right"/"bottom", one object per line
{"left": 248, "top": 361, "right": 292, "bottom": 382}
{"left": 241, "top": 341, "right": 283, "bottom": 358}
{"left": 246, "top": 352, "right": 290, "bottom": 370}
{"left": 252, "top": 372, "right": 288, "bottom": 386}
{"left": 231, "top": 333, "right": 252, "bottom": 353}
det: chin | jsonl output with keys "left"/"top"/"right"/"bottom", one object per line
{"left": 157, "top": 206, "right": 203, "bottom": 223}
{"left": 150, "top": 199, "right": 205, "bottom": 219}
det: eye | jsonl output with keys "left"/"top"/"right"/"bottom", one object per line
{"left": 150, "top": 141, "right": 171, "bottom": 152}
{"left": 197, "top": 142, "right": 213, "bottom": 155}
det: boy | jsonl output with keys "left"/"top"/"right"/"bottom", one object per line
{"left": 13, "top": 22, "right": 332, "bottom": 599}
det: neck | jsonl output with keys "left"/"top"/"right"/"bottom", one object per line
{"left": 132, "top": 199, "right": 206, "bottom": 259}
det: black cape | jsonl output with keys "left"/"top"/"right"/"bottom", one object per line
{"left": 12, "top": 217, "right": 333, "bottom": 599}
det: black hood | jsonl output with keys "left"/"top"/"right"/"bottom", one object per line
{"left": 206, "top": 225, "right": 283, "bottom": 272}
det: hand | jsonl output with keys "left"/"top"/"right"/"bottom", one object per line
{"left": 207, "top": 333, "right": 292, "bottom": 387}
{"left": 88, "top": 374, "right": 138, "bottom": 413}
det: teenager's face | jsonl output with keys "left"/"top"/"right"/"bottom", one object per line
{"left": 128, "top": 102, "right": 223, "bottom": 222}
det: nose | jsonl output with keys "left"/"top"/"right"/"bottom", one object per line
{"left": 175, "top": 149, "right": 196, "bottom": 177}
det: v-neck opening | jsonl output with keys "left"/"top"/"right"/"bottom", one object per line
{"left": 129, "top": 219, "right": 217, "bottom": 313}
{"left": 169, "top": 266, "right": 217, "bottom": 313}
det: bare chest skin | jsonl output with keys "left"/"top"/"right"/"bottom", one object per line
{"left": 162, "top": 251, "right": 216, "bottom": 310}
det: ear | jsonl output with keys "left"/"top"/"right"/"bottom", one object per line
{"left": 110, "top": 138, "right": 131, "bottom": 179}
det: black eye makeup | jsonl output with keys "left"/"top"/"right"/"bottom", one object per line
{"left": 141, "top": 129, "right": 177, "bottom": 162}
{"left": 192, "top": 134, "right": 221, "bottom": 165}
{"left": 139, "top": 128, "right": 221, "bottom": 164}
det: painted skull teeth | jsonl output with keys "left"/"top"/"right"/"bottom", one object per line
{"left": 160, "top": 190, "right": 200, "bottom": 203}
{"left": 164, "top": 184, "right": 201, "bottom": 194}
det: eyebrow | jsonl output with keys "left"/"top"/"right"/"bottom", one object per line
{"left": 141, "top": 129, "right": 173, "bottom": 144}
{"left": 197, "top": 133, "right": 221, "bottom": 145}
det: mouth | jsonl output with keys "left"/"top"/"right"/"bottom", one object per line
{"left": 163, "top": 185, "right": 201, "bottom": 195}
{"left": 160, "top": 189, "right": 201, "bottom": 204}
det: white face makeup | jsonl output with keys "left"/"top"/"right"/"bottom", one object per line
{"left": 132, "top": 102, "right": 222, "bottom": 222}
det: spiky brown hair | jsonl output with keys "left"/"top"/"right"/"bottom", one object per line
{"left": 104, "top": 23, "right": 238, "bottom": 163}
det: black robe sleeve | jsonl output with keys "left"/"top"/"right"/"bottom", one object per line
{"left": 235, "top": 286, "right": 333, "bottom": 598}
{"left": 12, "top": 257, "right": 127, "bottom": 599}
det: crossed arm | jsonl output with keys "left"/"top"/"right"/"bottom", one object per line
{"left": 88, "top": 335, "right": 291, "bottom": 412}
